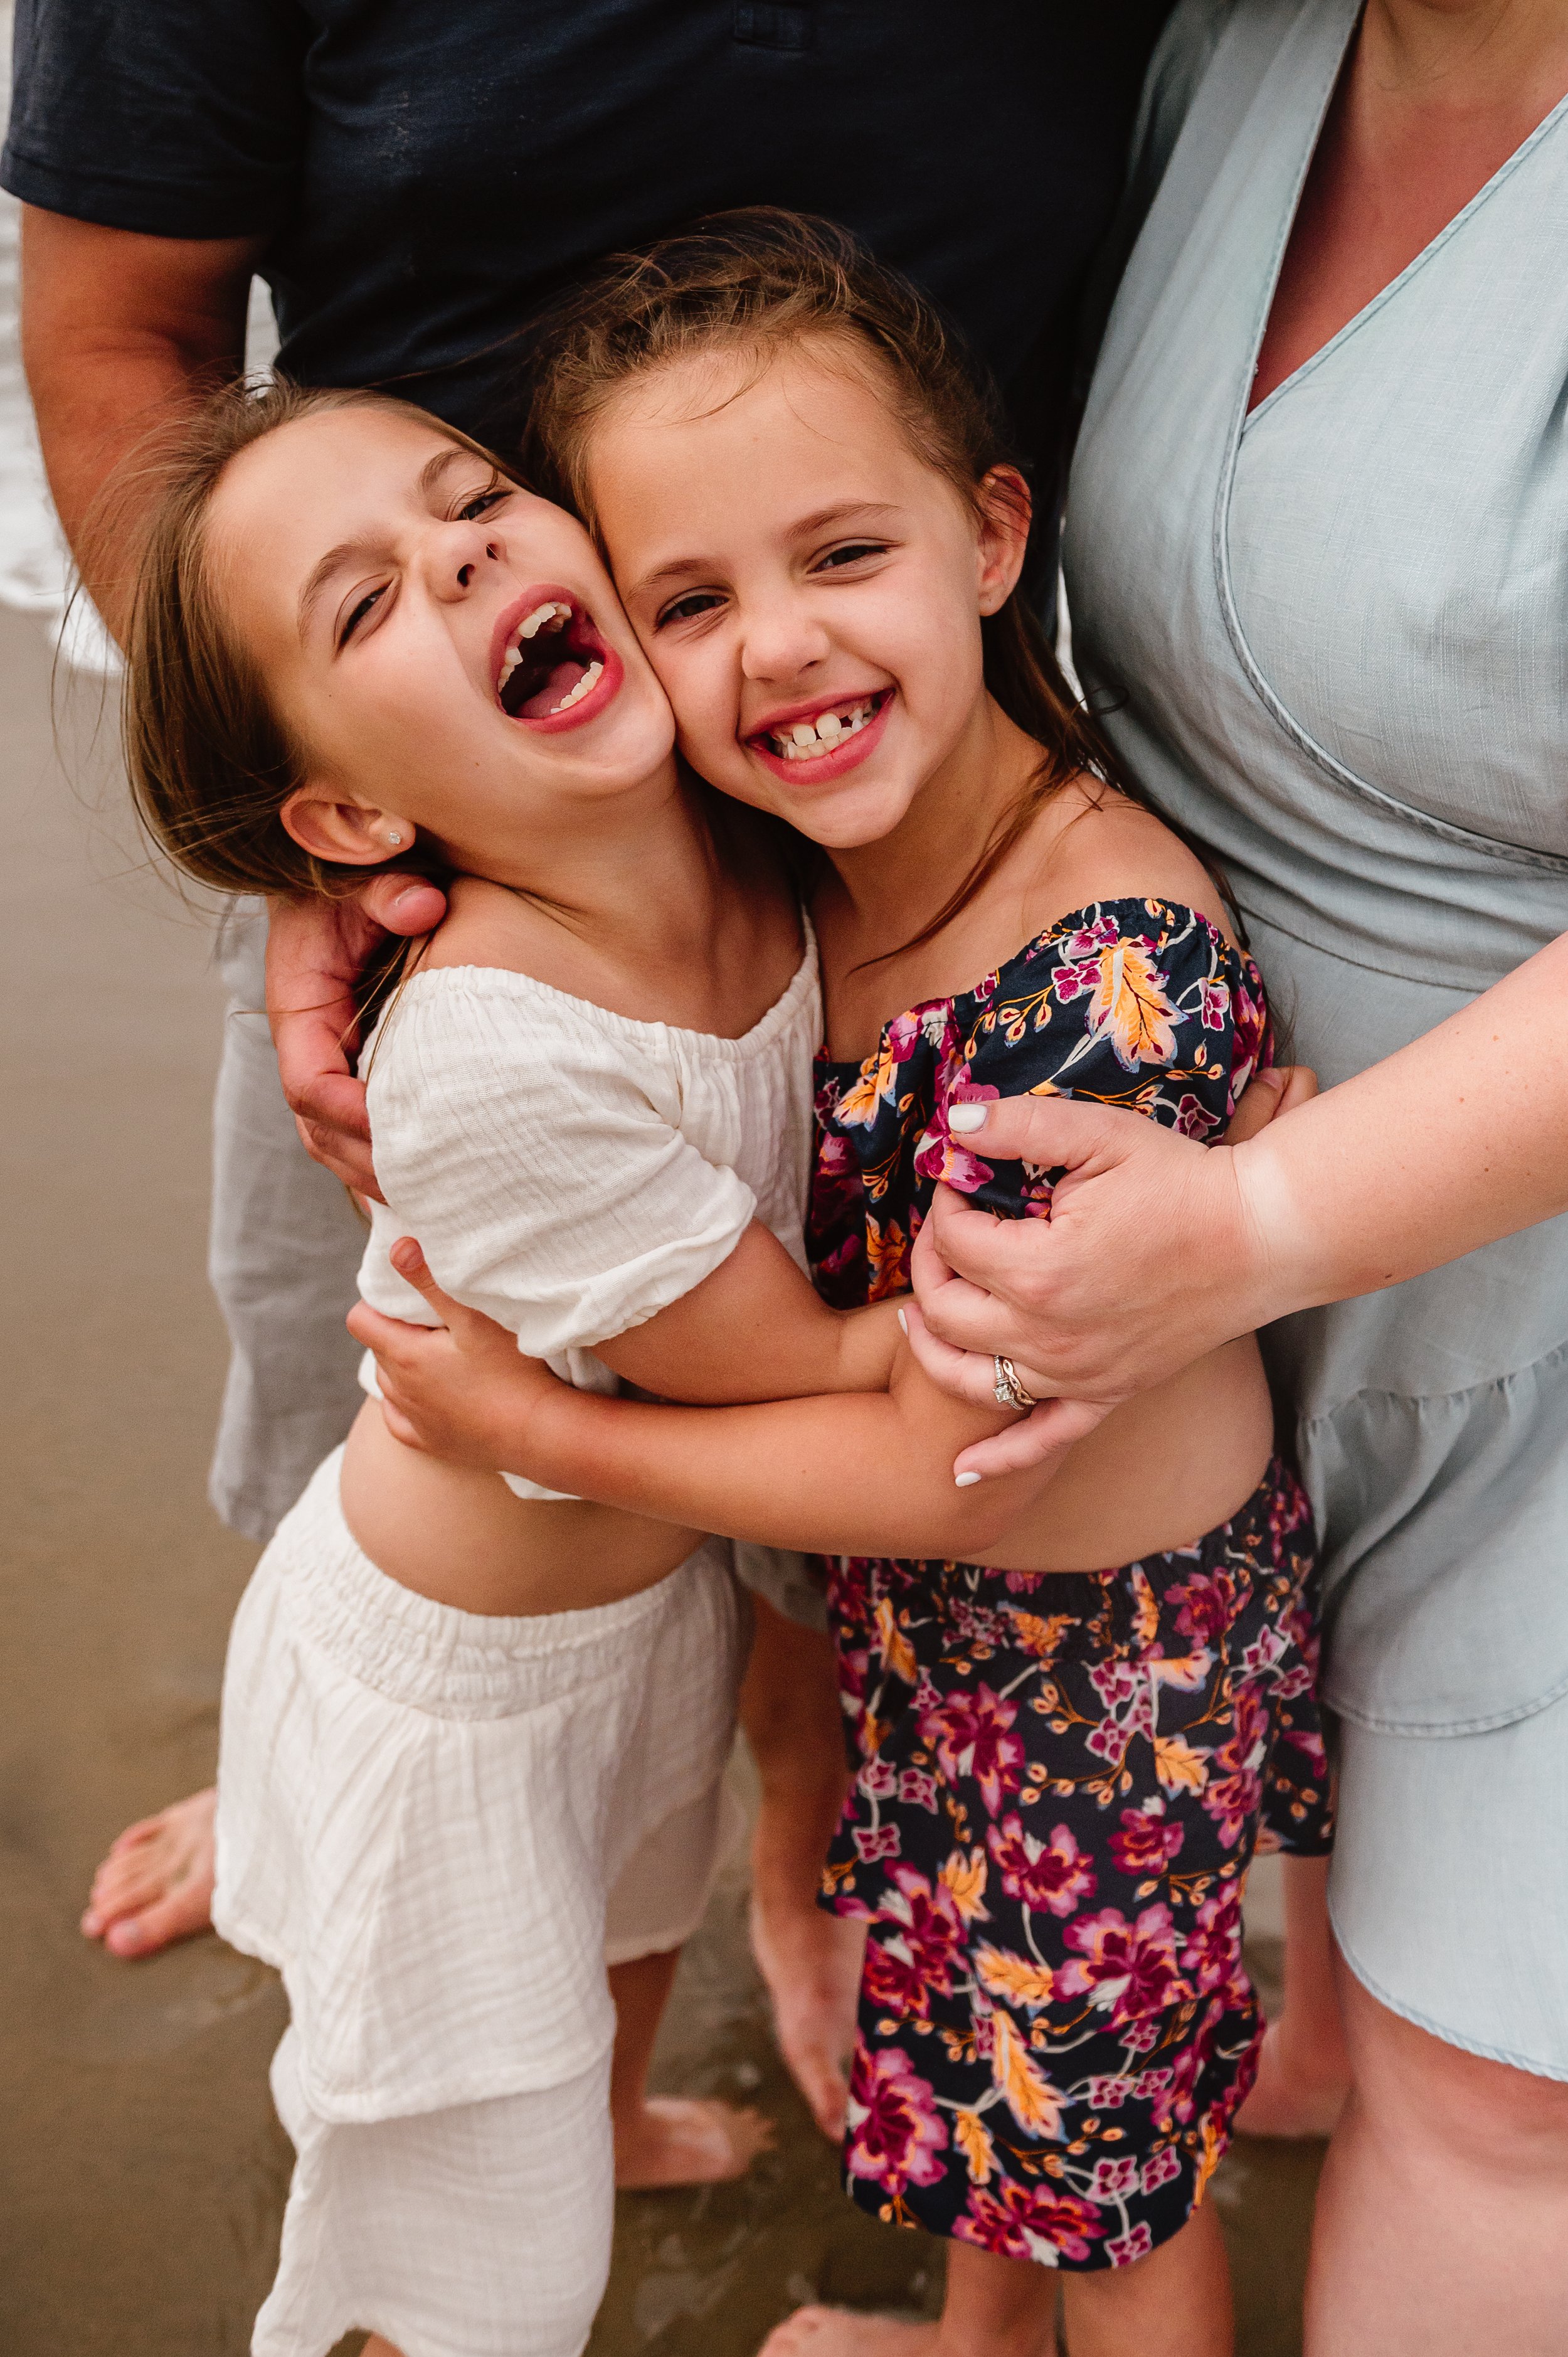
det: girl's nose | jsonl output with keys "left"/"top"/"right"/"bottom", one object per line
{"left": 738, "top": 596, "right": 832, "bottom": 684}
{"left": 425, "top": 521, "right": 502, "bottom": 602}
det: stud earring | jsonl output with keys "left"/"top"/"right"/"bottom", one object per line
{"left": 386, "top": 829, "right": 404, "bottom": 846}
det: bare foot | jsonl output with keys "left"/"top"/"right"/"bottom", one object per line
{"left": 1234, "top": 2020, "right": 1349, "bottom": 2140}
{"left": 759, "top": 2309, "right": 939, "bottom": 2355}
{"left": 750, "top": 1894, "right": 866, "bottom": 2141}
{"left": 613, "top": 2095, "right": 774, "bottom": 2190}
{"left": 80, "top": 1787, "right": 216, "bottom": 1959}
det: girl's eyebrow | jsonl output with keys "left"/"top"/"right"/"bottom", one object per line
{"left": 296, "top": 447, "right": 475, "bottom": 638}
{"left": 628, "top": 500, "right": 904, "bottom": 599}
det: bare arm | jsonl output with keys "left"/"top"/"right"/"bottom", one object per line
{"left": 908, "top": 936, "right": 1568, "bottom": 1405}
{"left": 349, "top": 1247, "right": 1101, "bottom": 1558}
{"left": 21, "top": 208, "right": 265, "bottom": 632}
{"left": 594, "top": 1220, "right": 901, "bottom": 1402}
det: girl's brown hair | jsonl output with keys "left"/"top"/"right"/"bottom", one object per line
{"left": 120, "top": 378, "right": 495, "bottom": 898}
{"left": 522, "top": 206, "right": 1157, "bottom": 955}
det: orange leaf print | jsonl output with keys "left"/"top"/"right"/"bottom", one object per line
{"left": 939, "top": 1846, "right": 990, "bottom": 1923}
{"left": 953, "top": 2108, "right": 997, "bottom": 2185}
{"left": 874, "top": 1597, "right": 918, "bottom": 1687}
{"left": 974, "top": 1942, "right": 1056, "bottom": 2013}
{"left": 836, "top": 1042, "right": 899, "bottom": 1129}
{"left": 1152, "top": 1650, "right": 1213, "bottom": 1692}
{"left": 1153, "top": 1733, "right": 1210, "bottom": 1794}
{"left": 1193, "top": 2113, "right": 1226, "bottom": 2203}
{"left": 990, "top": 2005, "right": 1066, "bottom": 2140}
{"left": 1089, "top": 942, "right": 1177, "bottom": 1072}
{"left": 1011, "top": 1610, "right": 1076, "bottom": 1662}
{"left": 1131, "top": 1567, "right": 1159, "bottom": 1649}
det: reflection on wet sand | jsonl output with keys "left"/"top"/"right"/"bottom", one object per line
{"left": 0, "top": 605, "right": 1322, "bottom": 2356}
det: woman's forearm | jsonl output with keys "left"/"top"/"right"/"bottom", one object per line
{"left": 1241, "top": 933, "right": 1568, "bottom": 1317}
{"left": 516, "top": 1376, "right": 1036, "bottom": 1558}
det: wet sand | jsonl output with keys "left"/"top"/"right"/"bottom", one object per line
{"left": 0, "top": 601, "right": 1321, "bottom": 2354}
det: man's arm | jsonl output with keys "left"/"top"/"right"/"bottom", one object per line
{"left": 21, "top": 206, "right": 265, "bottom": 632}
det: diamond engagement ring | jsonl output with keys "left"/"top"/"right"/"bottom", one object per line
{"left": 992, "top": 1354, "right": 1038, "bottom": 1412}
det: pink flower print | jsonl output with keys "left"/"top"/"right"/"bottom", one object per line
{"left": 987, "top": 1814, "right": 1098, "bottom": 1918}
{"left": 1052, "top": 956, "right": 1103, "bottom": 1004}
{"left": 1108, "top": 1802, "right": 1185, "bottom": 1879}
{"left": 1119, "top": 2017, "right": 1161, "bottom": 2053}
{"left": 1090, "top": 2156, "right": 1140, "bottom": 2200}
{"left": 955, "top": 2181, "right": 1108, "bottom": 2265}
{"left": 1062, "top": 915, "right": 1123, "bottom": 959}
{"left": 852, "top": 1822, "right": 903, "bottom": 1865}
{"left": 1166, "top": 1568, "right": 1237, "bottom": 1646}
{"left": 1185, "top": 1885, "right": 1247, "bottom": 2000}
{"left": 1088, "top": 1657, "right": 1143, "bottom": 1710}
{"left": 1086, "top": 2073, "right": 1133, "bottom": 2109}
{"left": 1106, "top": 2222, "right": 1155, "bottom": 2267}
{"left": 859, "top": 1755, "right": 898, "bottom": 1800}
{"left": 1173, "top": 1093, "right": 1220, "bottom": 1140}
{"left": 919, "top": 1683, "right": 1025, "bottom": 1817}
{"left": 916, "top": 1073, "right": 999, "bottom": 1194}
{"left": 1199, "top": 977, "right": 1231, "bottom": 1031}
{"left": 898, "top": 1769, "right": 940, "bottom": 1812}
{"left": 844, "top": 2045, "right": 950, "bottom": 2196}
{"left": 875, "top": 1865, "right": 967, "bottom": 1972}
{"left": 1140, "top": 2145, "right": 1183, "bottom": 2195}
{"left": 1057, "top": 1904, "right": 1192, "bottom": 2025}
{"left": 1131, "top": 2068, "right": 1174, "bottom": 2100}
{"left": 1152, "top": 2003, "right": 1221, "bottom": 2129}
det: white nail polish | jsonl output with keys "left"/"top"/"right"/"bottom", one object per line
{"left": 955, "top": 1470, "right": 983, "bottom": 1487}
{"left": 896, "top": 1309, "right": 908, "bottom": 1334}
{"left": 948, "top": 1104, "right": 988, "bottom": 1133}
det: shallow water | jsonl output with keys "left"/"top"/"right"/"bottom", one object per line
{"left": 0, "top": 593, "right": 1322, "bottom": 2354}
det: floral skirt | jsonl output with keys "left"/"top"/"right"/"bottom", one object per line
{"left": 821, "top": 1460, "right": 1332, "bottom": 2270}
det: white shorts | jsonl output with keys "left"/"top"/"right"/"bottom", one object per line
{"left": 213, "top": 1449, "right": 748, "bottom": 2353}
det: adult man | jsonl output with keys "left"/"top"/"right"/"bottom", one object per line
{"left": 6, "top": 0, "right": 1172, "bottom": 2138}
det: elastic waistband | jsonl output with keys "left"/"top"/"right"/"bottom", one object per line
{"left": 265, "top": 1450, "right": 731, "bottom": 1718}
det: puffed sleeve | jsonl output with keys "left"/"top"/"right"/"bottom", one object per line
{"left": 359, "top": 972, "right": 758, "bottom": 1358}
{"left": 931, "top": 898, "right": 1269, "bottom": 1221}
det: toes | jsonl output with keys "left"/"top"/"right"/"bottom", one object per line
{"left": 102, "top": 1880, "right": 213, "bottom": 1959}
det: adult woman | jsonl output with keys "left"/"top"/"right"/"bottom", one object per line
{"left": 909, "top": 1, "right": 1568, "bottom": 2348}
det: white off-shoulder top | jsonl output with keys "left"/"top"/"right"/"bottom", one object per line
{"left": 356, "top": 927, "right": 820, "bottom": 1499}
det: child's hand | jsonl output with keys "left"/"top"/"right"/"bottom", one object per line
{"left": 345, "top": 1240, "right": 563, "bottom": 1472}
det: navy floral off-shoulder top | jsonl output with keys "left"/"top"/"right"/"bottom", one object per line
{"left": 807, "top": 898, "right": 1269, "bottom": 1308}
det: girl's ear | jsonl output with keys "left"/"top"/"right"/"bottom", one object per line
{"left": 975, "top": 466, "right": 1032, "bottom": 615}
{"left": 279, "top": 786, "right": 416, "bottom": 866}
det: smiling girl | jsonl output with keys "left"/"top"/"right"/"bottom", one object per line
{"left": 355, "top": 216, "right": 1335, "bottom": 2357}
{"left": 122, "top": 380, "right": 1090, "bottom": 2357}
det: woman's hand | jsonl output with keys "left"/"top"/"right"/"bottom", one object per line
{"left": 346, "top": 1239, "right": 563, "bottom": 1471}
{"left": 268, "top": 874, "right": 448, "bottom": 1198}
{"left": 907, "top": 1067, "right": 1316, "bottom": 1474}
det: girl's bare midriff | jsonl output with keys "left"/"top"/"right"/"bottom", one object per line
{"left": 982, "top": 1334, "right": 1274, "bottom": 1575}
{"left": 340, "top": 1400, "right": 702, "bottom": 1616}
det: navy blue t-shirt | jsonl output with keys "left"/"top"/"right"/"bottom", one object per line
{"left": 3, "top": 2, "right": 1170, "bottom": 455}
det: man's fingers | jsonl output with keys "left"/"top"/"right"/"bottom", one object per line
{"left": 386, "top": 1240, "right": 518, "bottom": 1355}
{"left": 346, "top": 1298, "right": 429, "bottom": 1354}
{"left": 1273, "top": 1064, "right": 1320, "bottom": 1115}
{"left": 952, "top": 1397, "right": 1111, "bottom": 1484}
{"left": 359, "top": 871, "right": 449, "bottom": 938}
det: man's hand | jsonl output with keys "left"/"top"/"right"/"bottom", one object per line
{"left": 268, "top": 876, "right": 448, "bottom": 1196}
{"left": 347, "top": 1240, "right": 561, "bottom": 1470}
{"left": 906, "top": 1067, "right": 1316, "bottom": 1473}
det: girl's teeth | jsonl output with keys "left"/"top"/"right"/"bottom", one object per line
{"left": 549, "top": 659, "right": 603, "bottom": 714}
{"left": 499, "top": 603, "right": 573, "bottom": 686}
{"left": 771, "top": 698, "right": 876, "bottom": 757}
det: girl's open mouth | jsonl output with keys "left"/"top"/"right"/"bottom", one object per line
{"left": 492, "top": 588, "right": 623, "bottom": 732}
{"left": 748, "top": 688, "right": 894, "bottom": 782}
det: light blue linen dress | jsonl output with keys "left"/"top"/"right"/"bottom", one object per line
{"left": 1066, "top": 0, "right": 1568, "bottom": 2075}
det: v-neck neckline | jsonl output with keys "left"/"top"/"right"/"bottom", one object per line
{"left": 1243, "top": 15, "right": 1568, "bottom": 435}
